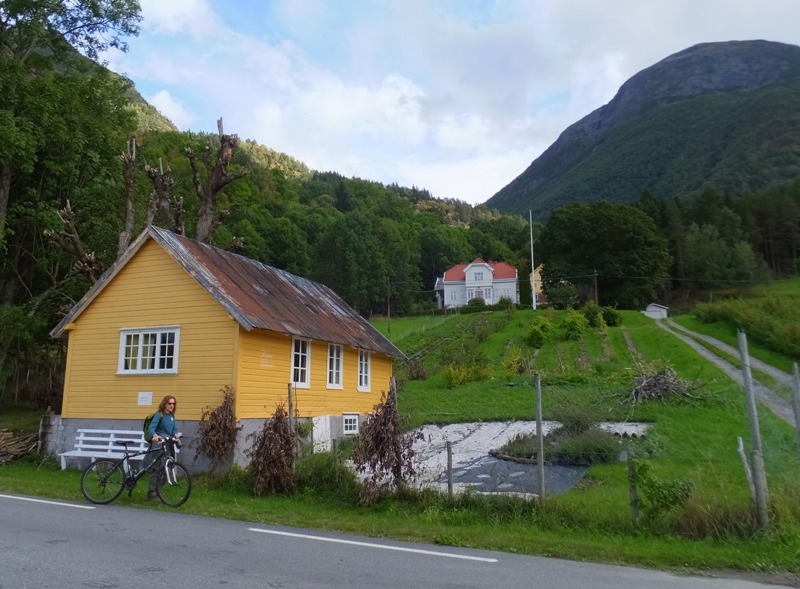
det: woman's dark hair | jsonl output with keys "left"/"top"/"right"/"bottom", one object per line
{"left": 158, "top": 395, "right": 177, "bottom": 414}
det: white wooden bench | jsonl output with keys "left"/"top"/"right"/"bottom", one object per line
{"left": 59, "top": 429, "right": 151, "bottom": 470}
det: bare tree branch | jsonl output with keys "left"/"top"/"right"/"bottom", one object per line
{"left": 188, "top": 117, "right": 249, "bottom": 243}
{"left": 117, "top": 138, "right": 136, "bottom": 258}
{"left": 144, "top": 158, "right": 184, "bottom": 235}
{"left": 43, "top": 201, "right": 103, "bottom": 284}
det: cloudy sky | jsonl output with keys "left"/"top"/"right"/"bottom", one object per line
{"left": 104, "top": 0, "right": 800, "bottom": 205}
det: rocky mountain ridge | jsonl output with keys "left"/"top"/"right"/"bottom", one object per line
{"left": 487, "top": 40, "right": 800, "bottom": 217}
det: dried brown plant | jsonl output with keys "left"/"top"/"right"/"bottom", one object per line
{"left": 246, "top": 403, "right": 297, "bottom": 497}
{"left": 195, "top": 386, "right": 243, "bottom": 470}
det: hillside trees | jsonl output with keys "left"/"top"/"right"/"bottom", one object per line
{"left": 539, "top": 202, "right": 670, "bottom": 308}
{"left": 0, "top": 1, "right": 141, "bottom": 399}
{"left": 635, "top": 186, "right": 777, "bottom": 289}
{"left": 0, "top": 0, "right": 141, "bottom": 245}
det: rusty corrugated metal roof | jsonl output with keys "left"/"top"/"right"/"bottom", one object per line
{"left": 52, "top": 226, "right": 404, "bottom": 358}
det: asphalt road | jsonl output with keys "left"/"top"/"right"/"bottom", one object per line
{"left": 0, "top": 492, "right": 792, "bottom": 589}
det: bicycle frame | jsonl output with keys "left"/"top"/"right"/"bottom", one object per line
{"left": 116, "top": 437, "right": 180, "bottom": 489}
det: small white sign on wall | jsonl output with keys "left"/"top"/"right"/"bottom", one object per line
{"left": 138, "top": 392, "right": 153, "bottom": 406}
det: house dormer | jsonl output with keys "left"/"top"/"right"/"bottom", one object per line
{"left": 464, "top": 259, "right": 494, "bottom": 286}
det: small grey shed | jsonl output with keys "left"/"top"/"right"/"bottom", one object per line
{"left": 642, "top": 303, "right": 669, "bottom": 319}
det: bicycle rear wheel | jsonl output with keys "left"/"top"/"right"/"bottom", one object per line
{"left": 81, "top": 459, "right": 125, "bottom": 504}
{"left": 156, "top": 460, "right": 192, "bottom": 507}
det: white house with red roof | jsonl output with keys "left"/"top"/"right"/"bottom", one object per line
{"left": 434, "top": 258, "right": 519, "bottom": 308}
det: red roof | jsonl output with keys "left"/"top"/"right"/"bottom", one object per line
{"left": 443, "top": 258, "right": 517, "bottom": 281}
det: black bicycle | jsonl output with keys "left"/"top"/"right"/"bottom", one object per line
{"left": 80, "top": 437, "right": 192, "bottom": 507}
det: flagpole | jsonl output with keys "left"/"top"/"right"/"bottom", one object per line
{"left": 529, "top": 210, "right": 537, "bottom": 310}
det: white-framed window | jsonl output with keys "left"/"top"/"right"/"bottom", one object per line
{"left": 450, "top": 290, "right": 456, "bottom": 301}
{"left": 485, "top": 287, "right": 492, "bottom": 301}
{"left": 292, "top": 337, "right": 311, "bottom": 388}
{"left": 467, "top": 288, "right": 474, "bottom": 300}
{"left": 474, "top": 271, "right": 483, "bottom": 281}
{"left": 118, "top": 327, "right": 179, "bottom": 375}
{"left": 327, "top": 343, "right": 343, "bottom": 389}
{"left": 358, "top": 349, "right": 370, "bottom": 392}
{"left": 343, "top": 413, "right": 359, "bottom": 435}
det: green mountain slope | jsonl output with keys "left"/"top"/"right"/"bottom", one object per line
{"left": 487, "top": 40, "right": 800, "bottom": 218}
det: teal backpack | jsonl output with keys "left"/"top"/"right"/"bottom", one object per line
{"left": 143, "top": 412, "right": 162, "bottom": 442}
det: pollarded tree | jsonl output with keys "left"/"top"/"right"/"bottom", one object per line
{"left": 539, "top": 202, "right": 670, "bottom": 309}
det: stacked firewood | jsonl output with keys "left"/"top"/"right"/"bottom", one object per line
{"left": 0, "top": 430, "right": 38, "bottom": 465}
{"left": 630, "top": 367, "right": 691, "bottom": 404}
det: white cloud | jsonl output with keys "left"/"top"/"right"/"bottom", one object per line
{"left": 139, "top": 0, "right": 220, "bottom": 37}
{"left": 112, "top": 0, "right": 800, "bottom": 204}
{"left": 147, "top": 90, "right": 196, "bottom": 129}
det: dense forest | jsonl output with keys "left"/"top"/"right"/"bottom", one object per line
{"left": 1, "top": 2, "right": 799, "bottom": 406}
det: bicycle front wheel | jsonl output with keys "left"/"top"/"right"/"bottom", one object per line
{"left": 156, "top": 460, "right": 192, "bottom": 507}
{"left": 81, "top": 459, "right": 125, "bottom": 504}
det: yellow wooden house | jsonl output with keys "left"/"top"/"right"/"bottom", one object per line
{"left": 49, "top": 226, "right": 403, "bottom": 466}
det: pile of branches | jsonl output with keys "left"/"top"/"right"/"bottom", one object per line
{"left": 0, "top": 431, "right": 38, "bottom": 465}
{"left": 246, "top": 404, "right": 297, "bottom": 497}
{"left": 630, "top": 365, "right": 693, "bottom": 404}
{"left": 352, "top": 387, "right": 423, "bottom": 505}
{"left": 195, "top": 385, "right": 243, "bottom": 471}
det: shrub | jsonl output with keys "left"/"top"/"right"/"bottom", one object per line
{"left": 466, "top": 297, "right": 487, "bottom": 307}
{"left": 582, "top": 301, "right": 602, "bottom": 327}
{"left": 525, "top": 324, "right": 548, "bottom": 348}
{"left": 551, "top": 406, "right": 597, "bottom": 436}
{"left": 563, "top": 308, "right": 589, "bottom": 340}
{"left": 548, "top": 428, "right": 620, "bottom": 466}
{"left": 525, "top": 313, "right": 554, "bottom": 348}
{"left": 246, "top": 403, "right": 297, "bottom": 497}
{"left": 635, "top": 459, "right": 694, "bottom": 522}
{"left": 496, "top": 296, "right": 515, "bottom": 310}
{"left": 295, "top": 452, "right": 361, "bottom": 503}
{"left": 544, "top": 282, "right": 578, "bottom": 309}
{"left": 202, "top": 464, "right": 252, "bottom": 495}
{"left": 407, "top": 358, "right": 427, "bottom": 380}
{"left": 442, "top": 364, "right": 469, "bottom": 388}
{"left": 602, "top": 306, "right": 623, "bottom": 327}
{"left": 195, "top": 386, "right": 243, "bottom": 471}
{"left": 503, "top": 344, "right": 527, "bottom": 374}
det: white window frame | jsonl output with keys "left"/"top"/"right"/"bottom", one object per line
{"left": 358, "top": 349, "right": 371, "bottom": 392}
{"left": 327, "top": 343, "right": 343, "bottom": 389}
{"left": 449, "top": 290, "right": 456, "bottom": 301}
{"left": 118, "top": 327, "right": 180, "bottom": 375}
{"left": 343, "top": 413, "right": 359, "bottom": 435}
{"left": 291, "top": 337, "right": 311, "bottom": 388}
{"left": 474, "top": 271, "right": 483, "bottom": 281}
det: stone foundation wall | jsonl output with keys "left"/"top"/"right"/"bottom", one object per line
{"left": 47, "top": 413, "right": 365, "bottom": 472}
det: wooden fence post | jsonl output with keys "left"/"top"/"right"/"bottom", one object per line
{"left": 738, "top": 331, "right": 769, "bottom": 528}
{"left": 446, "top": 441, "right": 453, "bottom": 497}
{"left": 535, "top": 373, "right": 545, "bottom": 504}
{"left": 627, "top": 447, "right": 639, "bottom": 526}
{"left": 792, "top": 363, "right": 800, "bottom": 460}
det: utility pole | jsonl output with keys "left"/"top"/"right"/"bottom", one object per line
{"left": 386, "top": 277, "right": 391, "bottom": 334}
{"left": 529, "top": 210, "right": 537, "bottom": 310}
{"left": 593, "top": 270, "right": 598, "bottom": 304}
